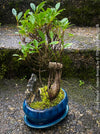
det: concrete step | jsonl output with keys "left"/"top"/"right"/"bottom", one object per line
{"left": 0, "top": 26, "right": 99, "bottom": 80}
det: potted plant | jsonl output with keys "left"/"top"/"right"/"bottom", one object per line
{"left": 12, "top": 1, "right": 71, "bottom": 128}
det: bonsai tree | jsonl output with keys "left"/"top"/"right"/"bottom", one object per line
{"left": 12, "top": 1, "right": 71, "bottom": 107}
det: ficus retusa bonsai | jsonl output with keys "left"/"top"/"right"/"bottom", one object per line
{"left": 12, "top": 1, "right": 71, "bottom": 102}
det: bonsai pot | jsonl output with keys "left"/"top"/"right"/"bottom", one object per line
{"left": 23, "top": 88, "right": 69, "bottom": 128}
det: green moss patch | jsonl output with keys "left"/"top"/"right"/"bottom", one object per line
{"left": 0, "top": 49, "right": 33, "bottom": 79}
{"left": 29, "top": 86, "right": 65, "bottom": 110}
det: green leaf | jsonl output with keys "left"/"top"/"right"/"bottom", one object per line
{"left": 18, "top": 58, "right": 23, "bottom": 61}
{"left": 50, "top": 41, "right": 59, "bottom": 45}
{"left": 30, "top": 3, "right": 36, "bottom": 12}
{"left": 33, "top": 39, "right": 39, "bottom": 48}
{"left": 28, "top": 12, "right": 33, "bottom": 15}
{"left": 19, "top": 41, "right": 21, "bottom": 44}
{"left": 18, "top": 12, "right": 23, "bottom": 20}
{"left": 13, "top": 54, "right": 19, "bottom": 57}
{"left": 58, "top": 9, "right": 65, "bottom": 14}
{"left": 12, "top": 8, "right": 17, "bottom": 16}
{"left": 21, "top": 45, "right": 27, "bottom": 53}
{"left": 55, "top": 2, "right": 60, "bottom": 10}
{"left": 24, "top": 9, "right": 30, "bottom": 18}
{"left": 64, "top": 43, "right": 72, "bottom": 48}
{"left": 29, "top": 51, "right": 36, "bottom": 54}
{"left": 37, "top": 30, "right": 45, "bottom": 40}
{"left": 19, "top": 30, "right": 26, "bottom": 35}
{"left": 39, "top": 40, "right": 45, "bottom": 45}
{"left": 26, "top": 43, "right": 34, "bottom": 50}
{"left": 29, "top": 15, "right": 35, "bottom": 24}
{"left": 68, "top": 33, "right": 73, "bottom": 37}
{"left": 60, "top": 18, "right": 68, "bottom": 23}
{"left": 36, "top": 1, "right": 46, "bottom": 12}
{"left": 49, "top": 31, "right": 54, "bottom": 40}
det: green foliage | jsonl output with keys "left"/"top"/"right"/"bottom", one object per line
{"left": 62, "top": 55, "right": 73, "bottom": 77}
{"left": 64, "top": 43, "right": 72, "bottom": 49}
{"left": 0, "top": 49, "right": 96, "bottom": 80}
{"left": 12, "top": 8, "right": 17, "bottom": 17}
{"left": 30, "top": 86, "right": 64, "bottom": 110}
{"left": 61, "top": 0, "right": 100, "bottom": 26}
{"left": 79, "top": 80, "right": 85, "bottom": 86}
{"left": 12, "top": 8, "right": 23, "bottom": 25}
{"left": 30, "top": 3, "right": 36, "bottom": 12}
{"left": 12, "top": 1, "right": 71, "bottom": 62}
{"left": 55, "top": 2, "right": 60, "bottom": 10}
{"left": 36, "top": 1, "right": 46, "bottom": 12}
{"left": 0, "top": 0, "right": 99, "bottom": 26}
{"left": 0, "top": 64, "right": 7, "bottom": 79}
{"left": 0, "top": 49, "right": 32, "bottom": 79}
{"left": 21, "top": 75, "right": 27, "bottom": 81}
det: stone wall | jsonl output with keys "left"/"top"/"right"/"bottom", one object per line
{"left": 0, "top": 0, "right": 100, "bottom": 26}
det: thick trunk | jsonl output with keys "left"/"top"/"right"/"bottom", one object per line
{"left": 48, "top": 62, "right": 63, "bottom": 100}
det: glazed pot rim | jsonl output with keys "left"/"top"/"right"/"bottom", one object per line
{"left": 24, "top": 88, "right": 67, "bottom": 112}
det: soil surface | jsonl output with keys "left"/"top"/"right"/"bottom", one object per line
{"left": 0, "top": 78, "right": 99, "bottom": 134}
{"left": 0, "top": 25, "right": 97, "bottom": 50}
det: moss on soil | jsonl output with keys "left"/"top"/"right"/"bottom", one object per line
{"left": 29, "top": 86, "right": 64, "bottom": 110}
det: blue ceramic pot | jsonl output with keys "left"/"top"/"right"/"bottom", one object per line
{"left": 23, "top": 88, "right": 68, "bottom": 125}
